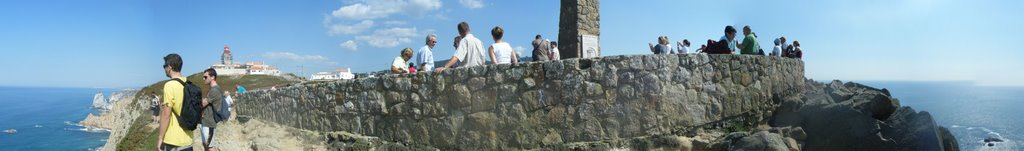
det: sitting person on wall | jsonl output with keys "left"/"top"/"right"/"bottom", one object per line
{"left": 649, "top": 36, "right": 673, "bottom": 54}
{"left": 791, "top": 40, "right": 803, "bottom": 59}
{"left": 391, "top": 48, "right": 414, "bottom": 74}
{"left": 703, "top": 26, "right": 738, "bottom": 54}
{"left": 770, "top": 38, "right": 782, "bottom": 57}
{"left": 738, "top": 26, "right": 760, "bottom": 55}
{"left": 780, "top": 36, "right": 790, "bottom": 57}
{"left": 676, "top": 39, "right": 691, "bottom": 54}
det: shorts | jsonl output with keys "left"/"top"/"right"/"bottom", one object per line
{"left": 200, "top": 125, "right": 217, "bottom": 148}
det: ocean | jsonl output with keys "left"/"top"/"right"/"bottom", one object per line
{"left": 0, "top": 86, "right": 111, "bottom": 150}
{"left": 0, "top": 81, "right": 1020, "bottom": 150}
{"left": 859, "top": 81, "right": 1024, "bottom": 151}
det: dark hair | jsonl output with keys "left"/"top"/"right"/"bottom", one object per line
{"left": 683, "top": 39, "right": 690, "bottom": 46}
{"left": 491, "top": 26, "right": 504, "bottom": 40}
{"left": 457, "top": 22, "right": 470, "bottom": 34}
{"left": 535, "top": 34, "right": 542, "bottom": 39}
{"left": 550, "top": 41, "right": 558, "bottom": 46}
{"left": 204, "top": 68, "right": 217, "bottom": 80}
{"left": 454, "top": 36, "right": 463, "bottom": 48}
{"left": 163, "top": 53, "right": 183, "bottom": 72}
{"left": 724, "top": 26, "right": 737, "bottom": 34}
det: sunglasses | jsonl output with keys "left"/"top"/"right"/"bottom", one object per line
{"left": 203, "top": 76, "right": 210, "bottom": 79}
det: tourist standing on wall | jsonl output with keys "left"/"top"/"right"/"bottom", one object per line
{"left": 436, "top": 21, "right": 486, "bottom": 73}
{"left": 417, "top": 34, "right": 437, "bottom": 72}
{"left": 488, "top": 26, "right": 518, "bottom": 64}
{"left": 532, "top": 35, "right": 550, "bottom": 62}
{"left": 391, "top": 48, "right": 413, "bottom": 74}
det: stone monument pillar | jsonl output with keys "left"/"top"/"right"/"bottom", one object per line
{"left": 558, "top": 0, "right": 599, "bottom": 59}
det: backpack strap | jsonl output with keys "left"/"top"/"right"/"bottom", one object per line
{"left": 168, "top": 78, "right": 187, "bottom": 117}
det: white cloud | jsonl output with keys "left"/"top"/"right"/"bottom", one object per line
{"left": 325, "top": 0, "right": 443, "bottom": 51}
{"left": 459, "top": 0, "right": 484, "bottom": 9}
{"left": 262, "top": 52, "right": 338, "bottom": 65}
{"left": 340, "top": 40, "right": 359, "bottom": 51}
{"left": 330, "top": 0, "right": 442, "bottom": 20}
{"left": 382, "top": 20, "right": 407, "bottom": 26}
{"left": 355, "top": 27, "right": 420, "bottom": 48}
{"left": 328, "top": 20, "right": 375, "bottom": 35}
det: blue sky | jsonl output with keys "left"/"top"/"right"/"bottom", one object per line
{"left": 0, "top": 0, "right": 1022, "bottom": 88}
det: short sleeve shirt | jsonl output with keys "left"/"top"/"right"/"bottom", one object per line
{"left": 201, "top": 85, "right": 222, "bottom": 127}
{"left": 392, "top": 56, "right": 409, "bottom": 72}
{"left": 161, "top": 77, "right": 194, "bottom": 146}
{"left": 416, "top": 45, "right": 434, "bottom": 72}
{"left": 454, "top": 34, "right": 486, "bottom": 67}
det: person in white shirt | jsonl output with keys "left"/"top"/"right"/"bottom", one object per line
{"left": 436, "top": 22, "right": 486, "bottom": 73}
{"left": 549, "top": 41, "right": 560, "bottom": 60}
{"left": 391, "top": 48, "right": 413, "bottom": 74}
{"left": 676, "top": 39, "right": 691, "bottom": 54}
{"left": 771, "top": 38, "right": 782, "bottom": 57}
{"left": 416, "top": 34, "right": 437, "bottom": 72}
{"left": 488, "top": 26, "right": 518, "bottom": 64}
{"left": 779, "top": 36, "right": 789, "bottom": 56}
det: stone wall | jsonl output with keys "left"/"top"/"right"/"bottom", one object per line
{"left": 558, "top": 0, "right": 600, "bottom": 59}
{"left": 234, "top": 54, "right": 805, "bottom": 150}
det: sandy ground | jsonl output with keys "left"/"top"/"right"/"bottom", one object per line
{"left": 190, "top": 114, "right": 328, "bottom": 151}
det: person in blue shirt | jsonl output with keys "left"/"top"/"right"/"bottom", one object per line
{"left": 236, "top": 85, "right": 246, "bottom": 93}
{"left": 719, "top": 26, "right": 739, "bottom": 54}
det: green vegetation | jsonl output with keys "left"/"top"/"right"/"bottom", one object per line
{"left": 185, "top": 73, "right": 303, "bottom": 96}
{"left": 116, "top": 113, "right": 158, "bottom": 150}
{"left": 115, "top": 72, "right": 302, "bottom": 150}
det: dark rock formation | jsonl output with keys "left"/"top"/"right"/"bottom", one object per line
{"left": 770, "top": 79, "right": 959, "bottom": 151}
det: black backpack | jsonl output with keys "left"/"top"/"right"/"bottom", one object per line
{"left": 171, "top": 79, "right": 203, "bottom": 131}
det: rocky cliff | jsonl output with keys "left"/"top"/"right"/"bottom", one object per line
{"left": 81, "top": 89, "right": 149, "bottom": 151}
{"left": 230, "top": 54, "right": 956, "bottom": 150}
{"left": 90, "top": 90, "right": 138, "bottom": 111}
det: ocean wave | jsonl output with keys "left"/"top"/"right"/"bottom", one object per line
{"left": 64, "top": 127, "right": 111, "bottom": 133}
{"left": 64, "top": 121, "right": 83, "bottom": 127}
{"left": 63, "top": 120, "right": 110, "bottom": 133}
{"left": 33, "top": 125, "right": 43, "bottom": 128}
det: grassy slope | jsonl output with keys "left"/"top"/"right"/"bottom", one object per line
{"left": 115, "top": 73, "right": 301, "bottom": 150}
